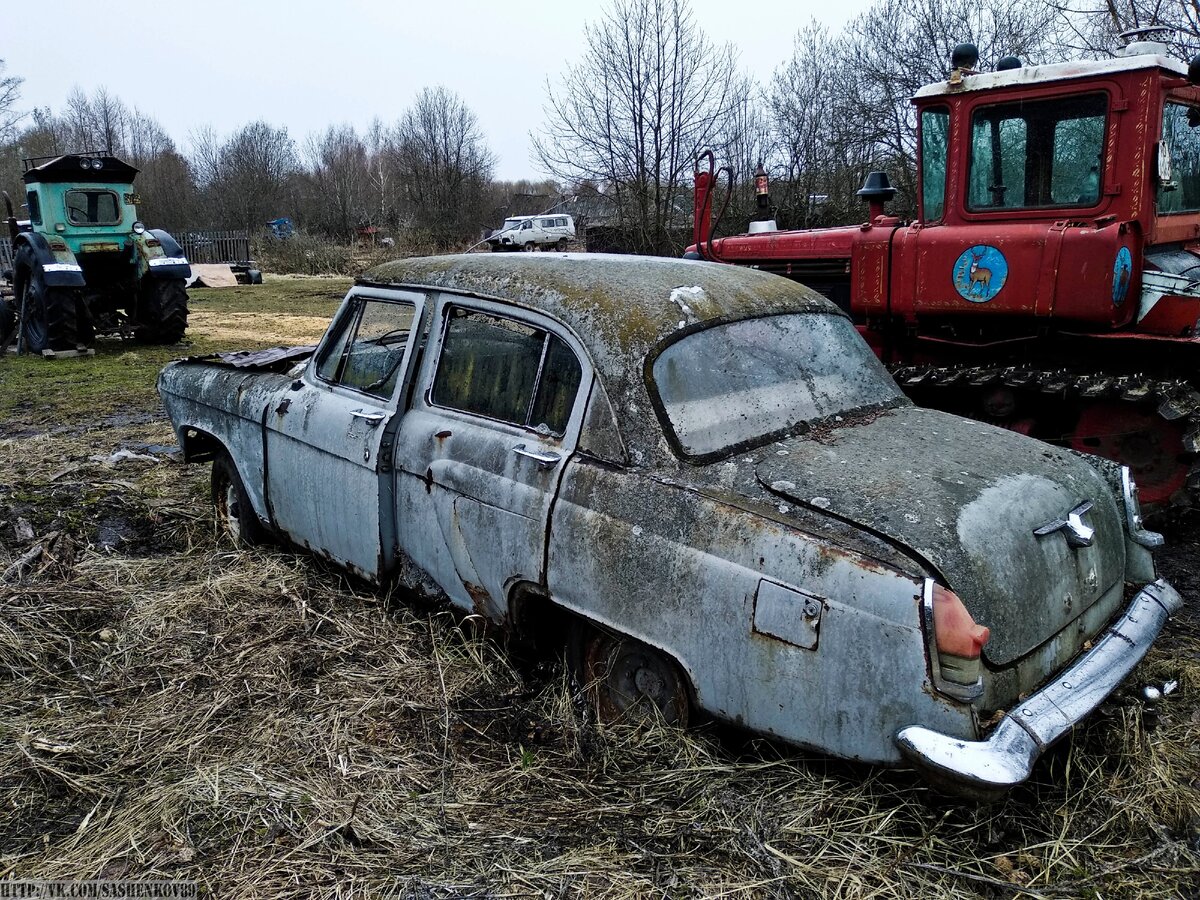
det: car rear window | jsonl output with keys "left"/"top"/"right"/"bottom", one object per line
{"left": 650, "top": 313, "right": 903, "bottom": 460}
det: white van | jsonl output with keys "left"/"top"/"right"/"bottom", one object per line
{"left": 488, "top": 214, "right": 576, "bottom": 251}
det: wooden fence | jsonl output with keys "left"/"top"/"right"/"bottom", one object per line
{"left": 175, "top": 230, "right": 250, "bottom": 265}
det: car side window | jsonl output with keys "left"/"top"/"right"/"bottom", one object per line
{"left": 432, "top": 307, "right": 583, "bottom": 437}
{"left": 316, "top": 298, "right": 417, "bottom": 398}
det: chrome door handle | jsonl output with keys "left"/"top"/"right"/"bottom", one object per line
{"left": 511, "top": 444, "right": 561, "bottom": 468}
{"left": 350, "top": 409, "right": 386, "bottom": 427}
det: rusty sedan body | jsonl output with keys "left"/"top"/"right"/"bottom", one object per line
{"left": 158, "top": 254, "right": 1182, "bottom": 796}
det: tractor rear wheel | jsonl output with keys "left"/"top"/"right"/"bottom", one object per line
{"left": 135, "top": 278, "right": 188, "bottom": 344}
{"left": 0, "top": 298, "right": 15, "bottom": 352}
{"left": 15, "top": 248, "right": 79, "bottom": 354}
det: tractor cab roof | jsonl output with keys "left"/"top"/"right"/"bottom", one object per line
{"left": 22, "top": 155, "right": 139, "bottom": 186}
{"left": 914, "top": 52, "right": 1188, "bottom": 100}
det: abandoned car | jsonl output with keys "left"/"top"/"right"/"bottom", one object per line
{"left": 157, "top": 254, "right": 1182, "bottom": 795}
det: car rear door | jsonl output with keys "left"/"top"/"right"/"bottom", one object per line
{"left": 264, "top": 286, "right": 426, "bottom": 580}
{"left": 393, "top": 295, "right": 589, "bottom": 619}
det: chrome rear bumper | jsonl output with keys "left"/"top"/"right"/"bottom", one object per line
{"left": 896, "top": 578, "right": 1182, "bottom": 797}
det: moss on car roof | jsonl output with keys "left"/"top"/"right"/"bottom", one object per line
{"left": 363, "top": 253, "right": 834, "bottom": 359}
{"left": 361, "top": 253, "right": 841, "bottom": 468}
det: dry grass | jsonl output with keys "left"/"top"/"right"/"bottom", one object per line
{"left": 0, "top": 279, "right": 1198, "bottom": 898}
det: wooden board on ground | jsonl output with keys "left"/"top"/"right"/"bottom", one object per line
{"left": 187, "top": 264, "right": 239, "bottom": 288}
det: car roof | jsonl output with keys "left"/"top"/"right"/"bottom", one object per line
{"left": 360, "top": 253, "right": 840, "bottom": 467}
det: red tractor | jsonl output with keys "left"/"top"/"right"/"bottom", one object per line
{"left": 689, "top": 33, "right": 1200, "bottom": 514}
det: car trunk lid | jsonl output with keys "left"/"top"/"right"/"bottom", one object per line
{"left": 755, "top": 407, "right": 1126, "bottom": 666}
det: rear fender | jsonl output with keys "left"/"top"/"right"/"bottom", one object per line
{"left": 142, "top": 229, "right": 192, "bottom": 281}
{"left": 13, "top": 232, "right": 85, "bottom": 287}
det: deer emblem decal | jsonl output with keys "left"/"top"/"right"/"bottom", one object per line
{"left": 953, "top": 245, "right": 1008, "bottom": 303}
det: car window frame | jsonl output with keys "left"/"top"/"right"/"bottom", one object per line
{"left": 419, "top": 293, "right": 593, "bottom": 445}
{"left": 308, "top": 285, "right": 428, "bottom": 408}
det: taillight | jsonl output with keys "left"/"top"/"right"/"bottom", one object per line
{"left": 923, "top": 581, "right": 989, "bottom": 700}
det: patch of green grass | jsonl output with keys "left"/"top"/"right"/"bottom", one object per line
{"left": 189, "top": 276, "right": 351, "bottom": 319}
{"left": 0, "top": 276, "right": 350, "bottom": 427}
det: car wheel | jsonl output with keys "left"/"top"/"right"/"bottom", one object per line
{"left": 556, "top": 238, "right": 569, "bottom": 251}
{"left": 523, "top": 242, "right": 536, "bottom": 252}
{"left": 211, "top": 452, "right": 266, "bottom": 546}
{"left": 570, "top": 620, "right": 690, "bottom": 727}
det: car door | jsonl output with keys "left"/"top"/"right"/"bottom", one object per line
{"left": 264, "top": 286, "right": 425, "bottom": 580}
{"left": 393, "top": 296, "right": 589, "bottom": 619}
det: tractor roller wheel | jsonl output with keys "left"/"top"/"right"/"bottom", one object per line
{"left": 135, "top": 278, "right": 188, "bottom": 344}
{"left": 14, "top": 247, "right": 80, "bottom": 354}
{"left": 569, "top": 620, "right": 689, "bottom": 727}
{"left": 893, "top": 363, "right": 1200, "bottom": 516}
{"left": 210, "top": 452, "right": 266, "bottom": 546}
{"left": 1069, "top": 403, "right": 1188, "bottom": 508}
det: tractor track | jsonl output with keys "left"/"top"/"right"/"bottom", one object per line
{"left": 890, "top": 363, "right": 1200, "bottom": 513}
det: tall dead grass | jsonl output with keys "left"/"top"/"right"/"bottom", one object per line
{"left": 1, "top": 425, "right": 1198, "bottom": 898}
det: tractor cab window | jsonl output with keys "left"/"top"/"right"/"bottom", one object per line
{"left": 65, "top": 189, "right": 121, "bottom": 226}
{"left": 967, "top": 93, "right": 1106, "bottom": 211}
{"left": 1157, "top": 101, "right": 1200, "bottom": 214}
{"left": 920, "top": 106, "right": 950, "bottom": 221}
{"left": 26, "top": 191, "right": 41, "bottom": 226}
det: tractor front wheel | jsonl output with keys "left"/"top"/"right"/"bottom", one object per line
{"left": 135, "top": 278, "right": 188, "bottom": 344}
{"left": 15, "top": 248, "right": 80, "bottom": 353}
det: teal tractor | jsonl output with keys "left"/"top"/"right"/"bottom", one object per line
{"left": 1, "top": 153, "right": 191, "bottom": 356}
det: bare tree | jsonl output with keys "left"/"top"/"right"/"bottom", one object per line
{"left": 0, "top": 60, "right": 23, "bottom": 144}
{"left": 304, "top": 124, "right": 369, "bottom": 241}
{"left": 534, "top": 0, "right": 740, "bottom": 255}
{"left": 392, "top": 86, "right": 495, "bottom": 247}
{"left": 707, "top": 75, "right": 775, "bottom": 231}
{"left": 192, "top": 121, "right": 298, "bottom": 231}
{"left": 1053, "top": 0, "right": 1200, "bottom": 58}
{"left": 821, "top": 0, "right": 1065, "bottom": 217}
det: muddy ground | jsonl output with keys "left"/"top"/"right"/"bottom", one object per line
{"left": 0, "top": 277, "right": 1198, "bottom": 898}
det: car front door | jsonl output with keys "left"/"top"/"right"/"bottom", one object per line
{"left": 264, "top": 287, "right": 425, "bottom": 580}
{"left": 393, "top": 297, "right": 588, "bottom": 618}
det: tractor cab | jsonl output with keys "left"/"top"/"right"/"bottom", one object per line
{"left": 19, "top": 154, "right": 151, "bottom": 286}
{"left": 902, "top": 37, "right": 1200, "bottom": 334}
{"left": 23, "top": 154, "right": 140, "bottom": 237}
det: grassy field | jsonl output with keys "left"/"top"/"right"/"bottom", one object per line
{"left": 0, "top": 275, "right": 1198, "bottom": 898}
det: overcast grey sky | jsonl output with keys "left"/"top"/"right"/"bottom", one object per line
{"left": 3, "top": 0, "right": 878, "bottom": 180}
